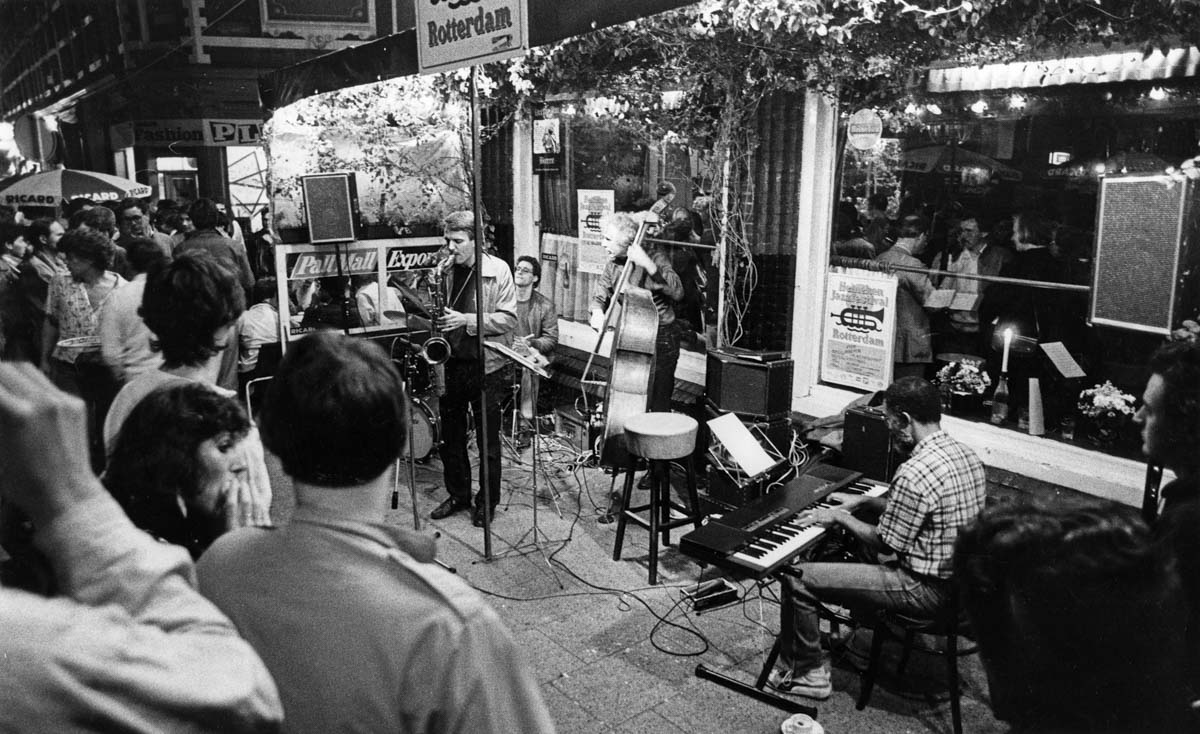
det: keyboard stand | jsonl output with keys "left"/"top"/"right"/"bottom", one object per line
{"left": 692, "top": 567, "right": 817, "bottom": 717}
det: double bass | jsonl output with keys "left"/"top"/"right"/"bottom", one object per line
{"left": 581, "top": 219, "right": 660, "bottom": 467}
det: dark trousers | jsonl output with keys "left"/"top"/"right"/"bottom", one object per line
{"left": 648, "top": 321, "right": 682, "bottom": 413}
{"left": 438, "top": 361, "right": 511, "bottom": 508}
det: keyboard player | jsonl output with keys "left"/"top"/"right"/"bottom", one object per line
{"left": 770, "top": 377, "right": 986, "bottom": 699}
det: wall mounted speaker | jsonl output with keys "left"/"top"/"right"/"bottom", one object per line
{"left": 301, "top": 173, "right": 359, "bottom": 244}
{"left": 705, "top": 350, "right": 792, "bottom": 420}
{"left": 1092, "top": 175, "right": 1200, "bottom": 335}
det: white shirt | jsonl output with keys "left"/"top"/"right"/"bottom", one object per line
{"left": 98, "top": 274, "right": 162, "bottom": 384}
{"left": 237, "top": 302, "right": 280, "bottom": 373}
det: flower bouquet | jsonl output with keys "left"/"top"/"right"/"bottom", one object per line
{"left": 1077, "top": 381, "right": 1136, "bottom": 448}
{"left": 934, "top": 360, "right": 991, "bottom": 414}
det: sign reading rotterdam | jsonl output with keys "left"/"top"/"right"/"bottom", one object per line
{"left": 416, "top": 0, "right": 527, "bottom": 74}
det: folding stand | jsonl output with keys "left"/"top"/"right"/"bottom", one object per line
{"left": 485, "top": 342, "right": 564, "bottom": 588}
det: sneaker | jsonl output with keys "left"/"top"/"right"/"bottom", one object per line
{"left": 766, "top": 665, "right": 832, "bottom": 700}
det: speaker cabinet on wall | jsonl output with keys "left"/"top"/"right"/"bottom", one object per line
{"left": 1092, "top": 174, "right": 1200, "bottom": 335}
{"left": 705, "top": 350, "right": 793, "bottom": 420}
{"left": 301, "top": 173, "right": 359, "bottom": 244}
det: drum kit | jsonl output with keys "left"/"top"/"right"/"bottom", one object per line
{"left": 387, "top": 283, "right": 446, "bottom": 463}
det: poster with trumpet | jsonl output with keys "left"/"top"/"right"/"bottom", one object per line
{"left": 820, "top": 268, "right": 898, "bottom": 392}
{"left": 273, "top": 238, "right": 445, "bottom": 350}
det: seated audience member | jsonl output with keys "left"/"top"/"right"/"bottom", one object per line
{"left": 352, "top": 274, "right": 404, "bottom": 327}
{"left": 237, "top": 277, "right": 282, "bottom": 378}
{"left": 198, "top": 332, "right": 555, "bottom": 734}
{"left": 103, "top": 250, "right": 270, "bottom": 523}
{"left": 98, "top": 236, "right": 169, "bottom": 385}
{"left": 105, "top": 383, "right": 257, "bottom": 559}
{"left": 771, "top": 376, "right": 986, "bottom": 699}
{"left": 955, "top": 501, "right": 1192, "bottom": 732}
{"left": 0, "top": 362, "right": 282, "bottom": 731}
{"left": 1136, "top": 339, "right": 1200, "bottom": 696}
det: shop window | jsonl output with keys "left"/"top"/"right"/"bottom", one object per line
{"left": 827, "top": 123, "right": 1198, "bottom": 459}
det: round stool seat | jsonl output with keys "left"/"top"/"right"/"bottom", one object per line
{"left": 623, "top": 412, "right": 698, "bottom": 461}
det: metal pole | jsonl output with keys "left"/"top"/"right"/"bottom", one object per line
{"left": 470, "top": 65, "right": 492, "bottom": 559}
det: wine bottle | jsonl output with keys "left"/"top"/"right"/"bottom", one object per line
{"left": 990, "top": 373, "right": 1010, "bottom": 425}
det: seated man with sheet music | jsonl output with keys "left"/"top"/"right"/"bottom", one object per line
{"left": 771, "top": 376, "right": 987, "bottom": 699}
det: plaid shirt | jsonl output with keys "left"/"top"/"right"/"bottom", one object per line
{"left": 877, "top": 430, "right": 986, "bottom": 578}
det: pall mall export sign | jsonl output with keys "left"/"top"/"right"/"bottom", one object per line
{"left": 416, "top": 0, "right": 528, "bottom": 74}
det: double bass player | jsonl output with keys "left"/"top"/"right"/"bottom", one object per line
{"left": 589, "top": 212, "right": 684, "bottom": 488}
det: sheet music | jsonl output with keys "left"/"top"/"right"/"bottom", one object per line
{"left": 949, "top": 292, "right": 981, "bottom": 311}
{"left": 1039, "top": 341, "right": 1087, "bottom": 379}
{"left": 707, "top": 413, "right": 775, "bottom": 477}
{"left": 924, "top": 289, "right": 956, "bottom": 309}
{"left": 484, "top": 341, "right": 551, "bottom": 378}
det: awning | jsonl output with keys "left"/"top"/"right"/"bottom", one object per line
{"left": 927, "top": 46, "right": 1200, "bottom": 94}
{"left": 259, "top": 0, "right": 696, "bottom": 115}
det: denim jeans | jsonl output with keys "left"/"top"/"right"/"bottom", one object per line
{"left": 779, "top": 561, "right": 951, "bottom": 673}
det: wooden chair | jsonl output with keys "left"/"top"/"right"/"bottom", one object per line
{"left": 856, "top": 594, "right": 977, "bottom": 734}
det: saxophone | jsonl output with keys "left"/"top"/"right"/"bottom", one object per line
{"left": 420, "top": 255, "right": 453, "bottom": 366}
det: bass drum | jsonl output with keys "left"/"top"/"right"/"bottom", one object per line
{"left": 401, "top": 398, "right": 440, "bottom": 461}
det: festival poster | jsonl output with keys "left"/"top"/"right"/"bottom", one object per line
{"left": 820, "top": 269, "right": 898, "bottom": 392}
{"left": 576, "top": 189, "right": 613, "bottom": 275}
{"left": 532, "top": 117, "right": 562, "bottom": 174}
{"left": 275, "top": 238, "right": 442, "bottom": 346}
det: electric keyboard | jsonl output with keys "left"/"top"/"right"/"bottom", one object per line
{"left": 681, "top": 464, "right": 889, "bottom": 578}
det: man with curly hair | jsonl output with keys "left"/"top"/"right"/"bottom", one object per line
{"left": 1137, "top": 339, "right": 1200, "bottom": 696}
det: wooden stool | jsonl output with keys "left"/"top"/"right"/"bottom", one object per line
{"left": 612, "top": 412, "right": 704, "bottom": 584}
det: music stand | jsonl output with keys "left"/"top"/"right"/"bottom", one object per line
{"left": 485, "top": 342, "right": 564, "bottom": 586}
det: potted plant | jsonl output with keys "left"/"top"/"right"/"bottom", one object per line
{"left": 934, "top": 359, "right": 991, "bottom": 415}
{"left": 1076, "top": 381, "right": 1137, "bottom": 449}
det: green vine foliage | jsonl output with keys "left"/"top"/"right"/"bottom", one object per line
{"left": 265, "top": 75, "right": 472, "bottom": 231}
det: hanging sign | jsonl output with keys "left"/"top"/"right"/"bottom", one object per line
{"left": 576, "top": 189, "right": 614, "bottom": 275}
{"left": 533, "top": 117, "right": 562, "bottom": 174}
{"left": 416, "top": 0, "right": 528, "bottom": 74}
{"left": 847, "top": 109, "right": 883, "bottom": 151}
{"left": 820, "top": 269, "right": 897, "bottom": 392}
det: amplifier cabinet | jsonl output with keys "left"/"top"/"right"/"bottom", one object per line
{"left": 842, "top": 406, "right": 899, "bottom": 482}
{"left": 1092, "top": 174, "right": 1200, "bottom": 335}
{"left": 705, "top": 350, "right": 793, "bottom": 420}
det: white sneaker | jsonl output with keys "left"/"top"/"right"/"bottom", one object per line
{"left": 766, "top": 665, "right": 832, "bottom": 700}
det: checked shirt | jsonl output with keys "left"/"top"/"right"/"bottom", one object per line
{"left": 877, "top": 430, "right": 986, "bottom": 578}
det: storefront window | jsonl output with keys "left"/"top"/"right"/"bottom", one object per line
{"left": 828, "top": 110, "right": 1199, "bottom": 459}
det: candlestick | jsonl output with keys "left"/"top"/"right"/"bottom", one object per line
{"left": 1001, "top": 328, "right": 1012, "bottom": 373}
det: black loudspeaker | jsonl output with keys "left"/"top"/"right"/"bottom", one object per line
{"left": 301, "top": 173, "right": 359, "bottom": 244}
{"left": 841, "top": 406, "right": 899, "bottom": 482}
{"left": 705, "top": 350, "right": 793, "bottom": 420}
{"left": 1092, "top": 174, "right": 1200, "bottom": 335}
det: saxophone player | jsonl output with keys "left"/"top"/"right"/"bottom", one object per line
{"left": 429, "top": 211, "right": 518, "bottom": 528}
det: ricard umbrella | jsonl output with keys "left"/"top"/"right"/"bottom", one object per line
{"left": 0, "top": 168, "right": 152, "bottom": 208}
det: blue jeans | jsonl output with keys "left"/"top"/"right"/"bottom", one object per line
{"left": 779, "top": 561, "right": 951, "bottom": 673}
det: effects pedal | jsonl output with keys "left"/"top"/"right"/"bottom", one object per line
{"left": 685, "top": 578, "right": 739, "bottom": 612}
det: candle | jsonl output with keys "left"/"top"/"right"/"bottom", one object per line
{"left": 1001, "top": 328, "right": 1012, "bottom": 373}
